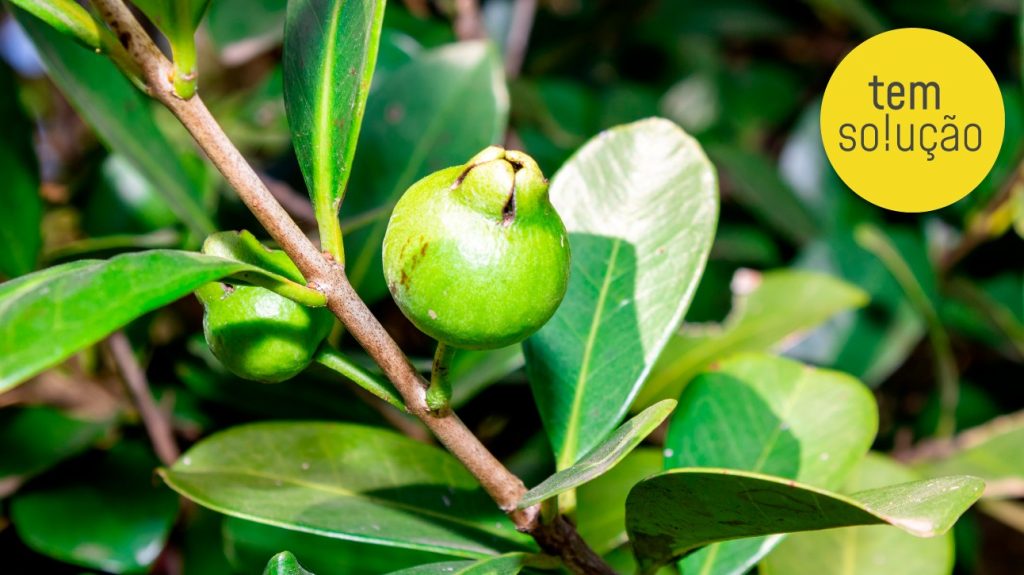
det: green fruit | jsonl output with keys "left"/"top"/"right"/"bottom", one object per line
{"left": 196, "top": 283, "right": 333, "bottom": 383}
{"left": 383, "top": 146, "right": 571, "bottom": 349}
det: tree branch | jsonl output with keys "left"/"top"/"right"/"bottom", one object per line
{"left": 504, "top": 0, "right": 537, "bottom": 79}
{"left": 107, "top": 331, "right": 179, "bottom": 466}
{"left": 88, "top": 3, "right": 616, "bottom": 572}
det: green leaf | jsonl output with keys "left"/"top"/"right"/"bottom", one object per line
{"left": 0, "top": 406, "right": 110, "bottom": 494}
{"left": 284, "top": 0, "right": 386, "bottom": 260}
{"left": 224, "top": 517, "right": 448, "bottom": 574}
{"left": 792, "top": 230, "right": 928, "bottom": 386}
{"left": 576, "top": 448, "right": 661, "bottom": 554}
{"left": 625, "top": 468, "right": 983, "bottom": 572}
{"left": 161, "top": 422, "right": 532, "bottom": 558}
{"left": 518, "top": 400, "right": 676, "bottom": 508}
{"left": 7, "top": 0, "right": 111, "bottom": 50}
{"left": 0, "top": 250, "right": 280, "bottom": 392}
{"left": 10, "top": 442, "right": 179, "bottom": 574}
{"left": 387, "top": 553, "right": 533, "bottom": 574}
{"left": 201, "top": 230, "right": 327, "bottom": 307}
{"left": 665, "top": 353, "right": 878, "bottom": 575}
{"left": 16, "top": 9, "right": 215, "bottom": 237}
{"left": 264, "top": 551, "right": 315, "bottom": 575}
{"left": 761, "top": 454, "right": 954, "bottom": 575}
{"left": 914, "top": 412, "right": 1024, "bottom": 497}
{"left": 132, "top": 0, "right": 211, "bottom": 97}
{"left": 342, "top": 41, "right": 508, "bottom": 302}
{"left": 635, "top": 269, "right": 869, "bottom": 410}
{"left": 707, "top": 144, "right": 819, "bottom": 245}
{"left": 524, "top": 118, "right": 718, "bottom": 470}
{"left": 0, "top": 63, "right": 41, "bottom": 279}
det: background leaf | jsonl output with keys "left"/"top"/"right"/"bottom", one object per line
{"left": 914, "top": 411, "right": 1024, "bottom": 498}
{"left": 161, "top": 422, "right": 533, "bottom": 558}
{"left": 524, "top": 118, "right": 718, "bottom": 469}
{"left": 15, "top": 8, "right": 215, "bottom": 237}
{"left": 634, "top": 269, "right": 868, "bottom": 410}
{"left": 576, "top": 448, "right": 661, "bottom": 554}
{"left": 284, "top": 0, "right": 386, "bottom": 258}
{"left": 10, "top": 442, "right": 179, "bottom": 574}
{"left": 625, "top": 468, "right": 983, "bottom": 571}
{"left": 0, "top": 250, "right": 267, "bottom": 391}
{"left": 665, "top": 353, "right": 879, "bottom": 575}
{"left": 342, "top": 41, "right": 508, "bottom": 302}
{"left": 761, "top": 453, "right": 955, "bottom": 575}
{"left": 0, "top": 406, "right": 110, "bottom": 496}
{"left": 0, "top": 62, "right": 41, "bottom": 279}
{"left": 519, "top": 400, "right": 675, "bottom": 508}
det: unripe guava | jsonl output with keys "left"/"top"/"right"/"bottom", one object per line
{"left": 382, "top": 146, "right": 570, "bottom": 349}
{"left": 195, "top": 283, "right": 333, "bottom": 383}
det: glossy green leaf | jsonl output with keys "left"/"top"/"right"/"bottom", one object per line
{"left": 625, "top": 468, "right": 983, "bottom": 572}
{"left": 201, "top": 230, "right": 326, "bottom": 307}
{"left": 284, "top": 0, "right": 386, "bottom": 259}
{"left": 914, "top": 412, "right": 1024, "bottom": 497}
{"left": 576, "top": 448, "right": 661, "bottom": 554}
{"left": 10, "top": 442, "right": 179, "bottom": 574}
{"left": 524, "top": 118, "right": 718, "bottom": 470}
{"left": 161, "top": 422, "right": 532, "bottom": 558}
{"left": 343, "top": 41, "right": 508, "bottom": 302}
{"left": 0, "top": 406, "right": 109, "bottom": 494}
{"left": 0, "top": 250, "right": 279, "bottom": 392}
{"left": 264, "top": 551, "right": 315, "bottom": 575}
{"left": 635, "top": 269, "right": 869, "bottom": 410}
{"left": 666, "top": 353, "right": 879, "bottom": 575}
{"left": 387, "top": 553, "right": 532, "bottom": 574}
{"left": 7, "top": 0, "right": 111, "bottom": 51}
{"left": 518, "top": 400, "right": 676, "bottom": 508}
{"left": 0, "top": 62, "right": 40, "bottom": 279}
{"left": 224, "top": 517, "right": 448, "bottom": 574}
{"left": 16, "top": 9, "right": 215, "bottom": 237}
{"left": 762, "top": 453, "right": 954, "bottom": 575}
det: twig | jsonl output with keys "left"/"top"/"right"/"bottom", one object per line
{"left": 88, "top": 3, "right": 615, "bottom": 572}
{"left": 107, "top": 331, "right": 180, "bottom": 466}
{"left": 504, "top": 0, "right": 537, "bottom": 79}
{"left": 453, "top": 0, "right": 486, "bottom": 40}
{"left": 941, "top": 153, "right": 1024, "bottom": 273}
{"left": 856, "top": 224, "right": 959, "bottom": 438}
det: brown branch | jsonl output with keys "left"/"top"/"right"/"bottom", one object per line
{"left": 259, "top": 171, "right": 317, "bottom": 230}
{"left": 453, "top": 0, "right": 486, "bottom": 40}
{"left": 504, "top": 0, "right": 537, "bottom": 79}
{"left": 88, "top": 2, "right": 615, "bottom": 572}
{"left": 940, "top": 152, "right": 1024, "bottom": 273}
{"left": 107, "top": 331, "right": 180, "bottom": 466}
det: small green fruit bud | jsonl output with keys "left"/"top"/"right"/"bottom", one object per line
{"left": 195, "top": 242, "right": 333, "bottom": 382}
{"left": 382, "top": 146, "right": 571, "bottom": 349}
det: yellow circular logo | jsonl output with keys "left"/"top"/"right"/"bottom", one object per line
{"left": 820, "top": 28, "right": 1004, "bottom": 212}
